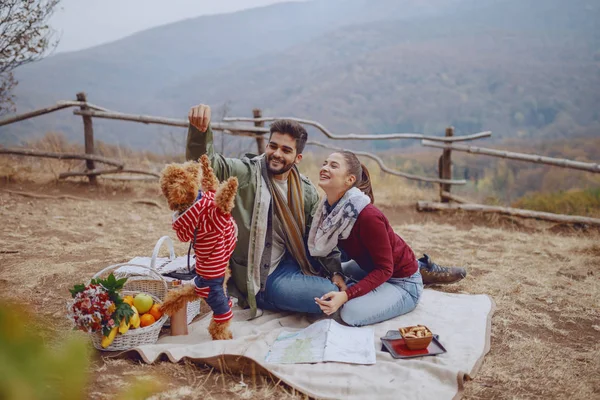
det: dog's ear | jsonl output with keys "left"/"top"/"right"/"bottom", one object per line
{"left": 214, "top": 176, "right": 238, "bottom": 214}
{"left": 159, "top": 164, "right": 198, "bottom": 211}
{"left": 183, "top": 160, "right": 201, "bottom": 182}
{"left": 199, "top": 154, "right": 219, "bottom": 192}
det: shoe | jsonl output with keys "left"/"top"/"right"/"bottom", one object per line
{"left": 418, "top": 254, "right": 467, "bottom": 285}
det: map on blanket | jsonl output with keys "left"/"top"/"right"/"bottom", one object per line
{"left": 265, "top": 319, "right": 376, "bottom": 365}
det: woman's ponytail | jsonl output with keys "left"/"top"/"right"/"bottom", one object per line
{"left": 356, "top": 163, "right": 374, "bottom": 204}
{"left": 338, "top": 151, "right": 375, "bottom": 204}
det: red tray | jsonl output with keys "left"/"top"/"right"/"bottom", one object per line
{"left": 381, "top": 330, "right": 447, "bottom": 359}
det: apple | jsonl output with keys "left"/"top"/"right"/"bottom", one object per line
{"left": 133, "top": 293, "right": 154, "bottom": 314}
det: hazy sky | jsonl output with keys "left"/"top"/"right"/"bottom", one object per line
{"left": 50, "top": 0, "right": 298, "bottom": 53}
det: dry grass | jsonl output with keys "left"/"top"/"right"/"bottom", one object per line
{"left": 396, "top": 222, "right": 600, "bottom": 399}
{"left": 86, "top": 358, "right": 306, "bottom": 400}
{"left": 0, "top": 178, "right": 307, "bottom": 400}
{"left": 1, "top": 145, "right": 599, "bottom": 399}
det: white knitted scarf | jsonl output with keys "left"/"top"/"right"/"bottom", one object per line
{"left": 308, "top": 187, "right": 371, "bottom": 257}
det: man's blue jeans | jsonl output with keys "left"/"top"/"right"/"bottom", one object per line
{"left": 256, "top": 255, "right": 338, "bottom": 314}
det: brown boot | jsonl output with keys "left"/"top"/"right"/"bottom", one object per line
{"left": 418, "top": 254, "right": 467, "bottom": 285}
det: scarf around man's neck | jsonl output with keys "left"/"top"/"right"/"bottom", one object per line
{"left": 308, "top": 187, "right": 371, "bottom": 257}
{"left": 260, "top": 158, "right": 320, "bottom": 276}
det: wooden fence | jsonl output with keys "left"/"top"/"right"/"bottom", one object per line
{"left": 1, "top": 92, "right": 599, "bottom": 226}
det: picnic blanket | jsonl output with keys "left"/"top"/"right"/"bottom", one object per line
{"left": 122, "top": 289, "right": 495, "bottom": 400}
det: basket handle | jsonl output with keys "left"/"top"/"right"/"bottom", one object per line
{"left": 92, "top": 263, "right": 169, "bottom": 293}
{"left": 150, "top": 236, "right": 176, "bottom": 269}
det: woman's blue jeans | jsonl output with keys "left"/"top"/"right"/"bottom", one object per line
{"left": 254, "top": 255, "right": 423, "bottom": 326}
{"left": 339, "top": 260, "right": 424, "bottom": 327}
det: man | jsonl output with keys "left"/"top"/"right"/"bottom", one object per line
{"left": 187, "top": 104, "right": 343, "bottom": 319}
{"left": 186, "top": 104, "right": 466, "bottom": 318}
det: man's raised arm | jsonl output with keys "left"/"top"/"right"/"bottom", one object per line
{"left": 186, "top": 123, "right": 216, "bottom": 161}
{"left": 186, "top": 104, "right": 214, "bottom": 162}
{"left": 185, "top": 104, "right": 252, "bottom": 183}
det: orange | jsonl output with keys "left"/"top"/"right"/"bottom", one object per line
{"left": 122, "top": 296, "right": 134, "bottom": 306}
{"left": 139, "top": 313, "right": 156, "bottom": 327}
{"left": 149, "top": 304, "right": 163, "bottom": 321}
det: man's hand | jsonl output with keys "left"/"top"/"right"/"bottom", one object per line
{"left": 188, "top": 104, "right": 211, "bottom": 132}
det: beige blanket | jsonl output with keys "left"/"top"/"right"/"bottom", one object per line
{"left": 123, "top": 289, "right": 494, "bottom": 400}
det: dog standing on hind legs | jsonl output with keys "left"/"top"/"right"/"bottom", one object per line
{"left": 159, "top": 154, "right": 238, "bottom": 340}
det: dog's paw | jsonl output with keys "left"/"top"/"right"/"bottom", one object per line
{"left": 208, "top": 319, "right": 233, "bottom": 340}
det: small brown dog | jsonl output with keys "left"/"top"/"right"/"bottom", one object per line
{"left": 159, "top": 155, "right": 238, "bottom": 340}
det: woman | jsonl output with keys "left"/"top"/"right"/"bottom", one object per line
{"left": 308, "top": 151, "right": 423, "bottom": 326}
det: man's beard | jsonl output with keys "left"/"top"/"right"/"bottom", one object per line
{"left": 266, "top": 155, "right": 295, "bottom": 175}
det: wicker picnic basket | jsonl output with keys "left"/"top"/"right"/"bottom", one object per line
{"left": 90, "top": 263, "right": 168, "bottom": 352}
{"left": 116, "top": 236, "right": 201, "bottom": 325}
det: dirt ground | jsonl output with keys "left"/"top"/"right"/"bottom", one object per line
{"left": 1, "top": 177, "right": 599, "bottom": 399}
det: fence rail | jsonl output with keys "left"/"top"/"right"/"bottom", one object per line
{"left": 417, "top": 201, "right": 600, "bottom": 227}
{"left": 0, "top": 97, "right": 478, "bottom": 186}
{"left": 0, "top": 147, "right": 124, "bottom": 167}
{"left": 0, "top": 101, "right": 109, "bottom": 127}
{"left": 73, "top": 109, "right": 269, "bottom": 135}
{"left": 307, "top": 141, "right": 466, "bottom": 185}
{"left": 1, "top": 93, "right": 598, "bottom": 226}
{"left": 224, "top": 116, "right": 492, "bottom": 142}
{"left": 422, "top": 140, "right": 600, "bottom": 173}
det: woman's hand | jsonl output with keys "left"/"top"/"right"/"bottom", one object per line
{"left": 315, "top": 291, "right": 348, "bottom": 315}
{"left": 331, "top": 274, "right": 347, "bottom": 291}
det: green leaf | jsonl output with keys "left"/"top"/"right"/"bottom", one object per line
{"left": 68, "top": 284, "right": 86, "bottom": 298}
{"left": 112, "top": 303, "right": 134, "bottom": 325}
{"left": 108, "top": 292, "right": 121, "bottom": 303}
{"left": 115, "top": 277, "right": 128, "bottom": 290}
{"left": 98, "top": 273, "right": 124, "bottom": 292}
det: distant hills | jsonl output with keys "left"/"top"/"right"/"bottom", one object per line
{"left": 2, "top": 0, "right": 598, "bottom": 151}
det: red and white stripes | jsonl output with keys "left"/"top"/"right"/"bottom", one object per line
{"left": 172, "top": 191, "right": 237, "bottom": 322}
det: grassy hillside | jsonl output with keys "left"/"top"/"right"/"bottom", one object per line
{"left": 512, "top": 188, "right": 600, "bottom": 218}
{"left": 374, "top": 135, "right": 600, "bottom": 216}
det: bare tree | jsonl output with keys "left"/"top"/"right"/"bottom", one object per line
{"left": 0, "top": 0, "right": 60, "bottom": 115}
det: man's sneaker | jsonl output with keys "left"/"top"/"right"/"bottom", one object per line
{"left": 418, "top": 254, "right": 467, "bottom": 285}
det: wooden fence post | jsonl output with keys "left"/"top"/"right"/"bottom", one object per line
{"left": 439, "top": 126, "right": 453, "bottom": 202}
{"left": 76, "top": 92, "right": 96, "bottom": 185}
{"left": 253, "top": 108, "right": 266, "bottom": 154}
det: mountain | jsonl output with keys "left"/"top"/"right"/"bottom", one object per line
{"left": 154, "top": 0, "right": 600, "bottom": 145}
{"left": 1, "top": 0, "right": 598, "bottom": 151}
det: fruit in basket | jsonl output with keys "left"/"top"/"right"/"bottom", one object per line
{"left": 140, "top": 313, "right": 156, "bottom": 327}
{"left": 122, "top": 295, "right": 134, "bottom": 306}
{"left": 101, "top": 326, "right": 118, "bottom": 348}
{"left": 149, "top": 304, "right": 163, "bottom": 321}
{"left": 134, "top": 293, "right": 154, "bottom": 314}
{"left": 118, "top": 317, "right": 130, "bottom": 334}
{"left": 130, "top": 306, "right": 141, "bottom": 329}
